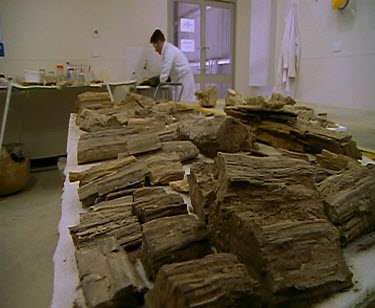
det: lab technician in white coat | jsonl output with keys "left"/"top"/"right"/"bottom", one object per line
{"left": 150, "top": 29, "right": 196, "bottom": 102}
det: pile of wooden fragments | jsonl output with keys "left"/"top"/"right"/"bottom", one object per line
{"left": 68, "top": 90, "right": 375, "bottom": 307}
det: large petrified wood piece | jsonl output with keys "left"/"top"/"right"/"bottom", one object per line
{"left": 76, "top": 108, "right": 122, "bottom": 132}
{"left": 187, "top": 159, "right": 217, "bottom": 223}
{"left": 75, "top": 236, "right": 146, "bottom": 308}
{"left": 210, "top": 153, "right": 353, "bottom": 306}
{"left": 75, "top": 91, "right": 111, "bottom": 112}
{"left": 77, "top": 127, "right": 138, "bottom": 164}
{"left": 132, "top": 187, "right": 187, "bottom": 223}
{"left": 194, "top": 86, "right": 217, "bottom": 107}
{"left": 179, "top": 115, "right": 225, "bottom": 158}
{"left": 224, "top": 105, "right": 361, "bottom": 159}
{"left": 142, "top": 153, "right": 184, "bottom": 185}
{"left": 70, "top": 196, "right": 142, "bottom": 251}
{"left": 318, "top": 166, "right": 375, "bottom": 245}
{"left": 216, "top": 116, "right": 255, "bottom": 153}
{"left": 140, "top": 214, "right": 212, "bottom": 280}
{"left": 145, "top": 253, "right": 262, "bottom": 308}
{"left": 77, "top": 125, "right": 179, "bottom": 165}
{"left": 160, "top": 140, "right": 199, "bottom": 162}
{"left": 78, "top": 159, "right": 147, "bottom": 207}
{"left": 126, "top": 132, "right": 161, "bottom": 156}
{"left": 69, "top": 156, "right": 136, "bottom": 185}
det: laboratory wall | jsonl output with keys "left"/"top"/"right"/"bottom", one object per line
{"left": 274, "top": 0, "right": 375, "bottom": 111}
{"left": 0, "top": 0, "right": 167, "bottom": 81}
{"left": 0, "top": 0, "right": 251, "bottom": 90}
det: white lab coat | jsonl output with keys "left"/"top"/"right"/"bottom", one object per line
{"left": 275, "top": 1, "right": 301, "bottom": 96}
{"left": 160, "top": 42, "right": 196, "bottom": 102}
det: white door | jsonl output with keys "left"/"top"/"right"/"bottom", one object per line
{"left": 169, "top": 0, "right": 235, "bottom": 98}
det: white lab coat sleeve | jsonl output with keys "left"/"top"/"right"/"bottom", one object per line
{"left": 160, "top": 45, "right": 174, "bottom": 82}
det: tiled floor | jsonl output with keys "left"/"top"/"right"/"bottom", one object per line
{"left": 0, "top": 169, "right": 62, "bottom": 308}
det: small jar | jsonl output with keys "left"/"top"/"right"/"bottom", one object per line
{"left": 56, "top": 65, "right": 65, "bottom": 82}
{"left": 48, "top": 71, "right": 56, "bottom": 84}
{"left": 39, "top": 68, "right": 46, "bottom": 84}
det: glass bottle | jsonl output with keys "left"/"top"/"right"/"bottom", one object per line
{"left": 56, "top": 65, "right": 65, "bottom": 82}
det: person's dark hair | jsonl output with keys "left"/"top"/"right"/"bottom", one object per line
{"left": 150, "top": 29, "right": 165, "bottom": 44}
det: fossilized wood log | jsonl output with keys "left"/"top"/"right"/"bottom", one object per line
{"left": 69, "top": 156, "right": 136, "bottom": 185}
{"left": 160, "top": 140, "right": 199, "bottom": 162}
{"left": 145, "top": 253, "right": 262, "bottom": 308}
{"left": 179, "top": 116, "right": 225, "bottom": 158}
{"left": 126, "top": 132, "right": 161, "bottom": 156}
{"left": 142, "top": 153, "right": 184, "bottom": 185}
{"left": 132, "top": 187, "right": 187, "bottom": 223}
{"left": 225, "top": 105, "right": 298, "bottom": 125}
{"left": 216, "top": 116, "right": 255, "bottom": 153}
{"left": 318, "top": 166, "right": 375, "bottom": 245}
{"left": 70, "top": 196, "right": 142, "bottom": 251}
{"left": 217, "top": 213, "right": 352, "bottom": 307}
{"left": 195, "top": 86, "right": 217, "bottom": 108}
{"left": 155, "top": 127, "right": 179, "bottom": 142}
{"left": 210, "top": 153, "right": 353, "bottom": 306}
{"left": 123, "top": 92, "right": 156, "bottom": 109}
{"left": 75, "top": 91, "right": 111, "bottom": 112}
{"left": 127, "top": 117, "right": 168, "bottom": 132}
{"left": 78, "top": 160, "right": 147, "bottom": 207}
{"left": 187, "top": 159, "right": 217, "bottom": 223}
{"left": 213, "top": 153, "right": 324, "bottom": 205}
{"left": 75, "top": 236, "right": 146, "bottom": 308}
{"left": 76, "top": 108, "right": 122, "bottom": 132}
{"left": 169, "top": 179, "right": 189, "bottom": 193}
{"left": 77, "top": 127, "right": 138, "bottom": 164}
{"left": 316, "top": 149, "right": 361, "bottom": 171}
{"left": 140, "top": 215, "right": 212, "bottom": 280}
{"left": 224, "top": 105, "right": 361, "bottom": 159}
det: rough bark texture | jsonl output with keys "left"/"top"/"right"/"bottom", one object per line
{"left": 216, "top": 116, "right": 255, "bottom": 153}
{"left": 78, "top": 160, "right": 147, "bottom": 207}
{"left": 69, "top": 156, "right": 136, "bottom": 185}
{"left": 132, "top": 187, "right": 187, "bottom": 223}
{"left": 126, "top": 132, "right": 161, "bottom": 156}
{"left": 316, "top": 149, "right": 360, "bottom": 171}
{"left": 76, "top": 108, "right": 122, "bottom": 132}
{"left": 318, "top": 166, "right": 375, "bottom": 245}
{"left": 195, "top": 86, "right": 217, "bottom": 108}
{"left": 75, "top": 236, "right": 146, "bottom": 308}
{"left": 224, "top": 105, "right": 361, "bottom": 159}
{"left": 140, "top": 215, "right": 212, "bottom": 280}
{"left": 210, "top": 153, "right": 353, "bottom": 306}
{"left": 187, "top": 159, "right": 217, "bottom": 223}
{"left": 70, "top": 196, "right": 142, "bottom": 251}
{"left": 75, "top": 91, "right": 111, "bottom": 112}
{"left": 143, "top": 153, "right": 185, "bottom": 185}
{"left": 77, "top": 127, "right": 138, "bottom": 164}
{"left": 145, "top": 253, "right": 262, "bottom": 308}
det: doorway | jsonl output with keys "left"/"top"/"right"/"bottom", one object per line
{"left": 168, "top": 0, "right": 235, "bottom": 98}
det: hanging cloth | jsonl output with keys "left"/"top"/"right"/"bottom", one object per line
{"left": 274, "top": 0, "right": 300, "bottom": 96}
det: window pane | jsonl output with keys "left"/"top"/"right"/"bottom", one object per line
{"left": 206, "top": 6, "right": 232, "bottom": 75}
{"left": 174, "top": 2, "right": 201, "bottom": 75}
